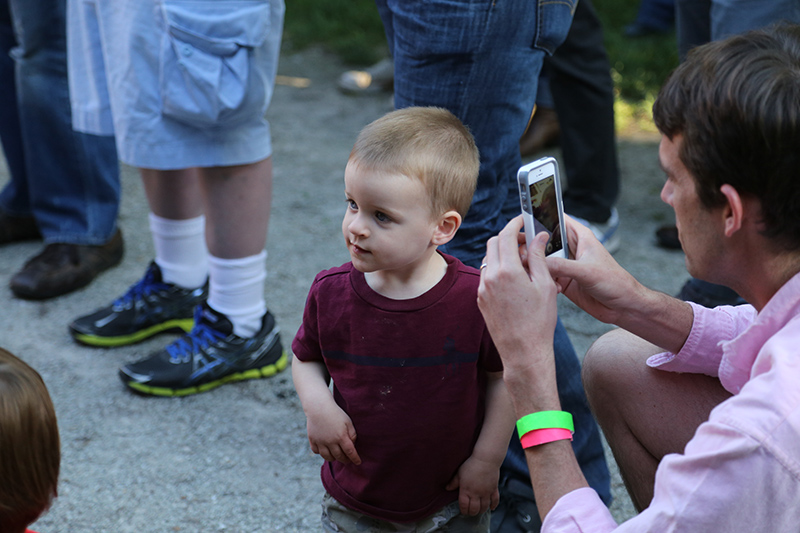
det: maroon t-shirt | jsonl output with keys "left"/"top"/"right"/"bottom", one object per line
{"left": 293, "top": 253, "right": 502, "bottom": 522}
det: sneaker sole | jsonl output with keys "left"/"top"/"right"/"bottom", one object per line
{"left": 71, "top": 318, "right": 195, "bottom": 347}
{"left": 123, "top": 351, "right": 289, "bottom": 397}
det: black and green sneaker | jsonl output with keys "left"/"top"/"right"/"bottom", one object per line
{"left": 69, "top": 262, "right": 207, "bottom": 347}
{"left": 118, "top": 302, "right": 287, "bottom": 397}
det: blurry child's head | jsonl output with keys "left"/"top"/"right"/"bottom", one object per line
{"left": 348, "top": 107, "right": 479, "bottom": 220}
{"left": 0, "top": 348, "right": 60, "bottom": 533}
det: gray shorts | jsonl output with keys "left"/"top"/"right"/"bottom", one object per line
{"left": 321, "top": 492, "right": 490, "bottom": 533}
{"left": 67, "top": 0, "right": 283, "bottom": 169}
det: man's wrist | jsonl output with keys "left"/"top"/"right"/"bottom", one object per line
{"left": 503, "top": 365, "right": 562, "bottom": 418}
{"left": 616, "top": 287, "right": 694, "bottom": 353}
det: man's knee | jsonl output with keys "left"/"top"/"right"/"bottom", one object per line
{"left": 582, "top": 328, "right": 625, "bottom": 404}
{"left": 582, "top": 328, "right": 662, "bottom": 412}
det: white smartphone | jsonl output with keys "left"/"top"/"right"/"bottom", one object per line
{"left": 517, "top": 157, "right": 569, "bottom": 259}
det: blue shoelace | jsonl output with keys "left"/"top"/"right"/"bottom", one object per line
{"left": 114, "top": 264, "right": 169, "bottom": 307}
{"left": 166, "top": 308, "right": 225, "bottom": 364}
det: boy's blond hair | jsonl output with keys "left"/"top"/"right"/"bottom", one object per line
{"left": 349, "top": 107, "right": 479, "bottom": 219}
{"left": 0, "top": 348, "right": 60, "bottom": 533}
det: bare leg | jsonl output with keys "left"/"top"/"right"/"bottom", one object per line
{"left": 582, "top": 328, "right": 731, "bottom": 511}
{"left": 197, "top": 157, "right": 272, "bottom": 259}
{"left": 138, "top": 159, "right": 273, "bottom": 336}
{"left": 140, "top": 158, "right": 272, "bottom": 259}
{"left": 140, "top": 168, "right": 204, "bottom": 219}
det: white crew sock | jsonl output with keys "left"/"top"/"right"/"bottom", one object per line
{"left": 149, "top": 213, "right": 209, "bottom": 289}
{"left": 207, "top": 251, "right": 267, "bottom": 338}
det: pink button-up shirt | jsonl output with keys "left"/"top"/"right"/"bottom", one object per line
{"left": 543, "top": 272, "right": 800, "bottom": 532}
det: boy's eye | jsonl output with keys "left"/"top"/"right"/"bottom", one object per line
{"left": 347, "top": 199, "right": 357, "bottom": 210}
{"left": 375, "top": 211, "right": 390, "bottom": 222}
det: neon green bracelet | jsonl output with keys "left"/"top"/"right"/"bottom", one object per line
{"left": 516, "top": 411, "right": 574, "bottom": 438}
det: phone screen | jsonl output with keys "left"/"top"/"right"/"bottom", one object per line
{"left": 528, "top": 175, "right": 563, "bottom": 256}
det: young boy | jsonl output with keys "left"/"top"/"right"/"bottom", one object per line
{"left": 292, "top": 107, "right": 515, "bottom": 531}
{"left": 0, "top": 348, "right": 60, "bottom": 533}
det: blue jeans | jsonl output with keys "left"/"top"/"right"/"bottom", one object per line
{"left": 634, "top": 0, "right": 675, "bottom": 33}
{"left": 0, "top": 0, "right": 120, "bottom": 245}
{"left": 377, "top": 0, "right": 574, "bottom": 266}
{"left": 377, "top": 0, "right": 611, "bottom": 501}
{"left": 676, "top": 0, "right": 800, "bottom": 60}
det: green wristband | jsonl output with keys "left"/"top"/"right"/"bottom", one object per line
{"left": 516, "top": 411, "right": 574, "bottom": 438}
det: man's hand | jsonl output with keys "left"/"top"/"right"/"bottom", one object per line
{"left": 445, "top": 455, "right": 501, "bottom": 516}
{"left": 306, "top": 401, "right": 362, "bottom": 465}
{"left": 546, "top": 215, "right": 643, "bottom": 325}
{"left": 478, "top": 216, "right": 559, "bottom": 375}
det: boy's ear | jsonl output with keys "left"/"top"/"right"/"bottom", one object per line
{"left": 432, "top": 210, "right": 462, "bottom": 246}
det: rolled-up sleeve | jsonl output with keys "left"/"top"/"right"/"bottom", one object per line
{"left": 543, "top": 488, "right": 619, "bottom": 532}
{"left": 646, "top": 303, "right": 757, "bottom": 378}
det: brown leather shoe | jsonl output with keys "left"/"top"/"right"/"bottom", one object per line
{"left": 0, "top": 211, "right": 41, "bottom": 244}
{"left": 520, "top": 106, "right": 561, "bottom": 157}
{"left": 10, "top": 229, "right": 124, "bottom": 300}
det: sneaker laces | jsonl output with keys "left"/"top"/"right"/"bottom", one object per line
{"left": 113, "top": 265, "right": 169, "bottom": 308}
{"left": 166, "top": 308, "right": 226, "bottom": 364}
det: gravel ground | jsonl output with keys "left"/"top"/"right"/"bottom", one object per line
{"left": 0, "top": 46, "right": 689, "bottom": 532}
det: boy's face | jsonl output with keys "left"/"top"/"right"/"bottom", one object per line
{"left": 342, "top": 161, "right": 440, "bottom": 274}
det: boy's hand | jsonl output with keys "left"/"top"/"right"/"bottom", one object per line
{"left": 445, "top": 455, "right": 500, "bottom": 516}
{"left": 306, "top": 401, "right": 362, "bottom": 465}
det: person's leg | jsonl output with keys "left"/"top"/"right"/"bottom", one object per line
{"left": 68, "top": 168, "right": 208, "bottom": 347}
{"left": 140, "top": 167, "right": 209, "bottom": 288}
{"left": 3, "top": 0, "right": 123, "bottom": 299}
{"left": 141, "top": 168, "right": 204, "bottom": 220}
{"left": 582, "top": 328, "right": 731, "bottom": 511}
{"left": 68, "top": 0, "right": 284, "bottom": 364}
{"left": 0, "top": 1, "right": 42, "bottom": 244}
{"left": 112, "top": 158, "right": 284, "bottom": 396}
{"left": 550, "top": 0, "right": 619, "bottom": 226}
{"left": 630, "top": 0, "right": 675, "bottom": 34}
{"left": 379, "top": 0, "right": 571, "bottom": 266}
{"left": 141, "top": 160, "right": 272, "bottom": 337}
{"left": 9, "top": 0, "right": 120, "bottom": 245}
{"left": 197, "top": 159, "right": 272, "bottom": 260}
{"left": 675, "top": 0, "right": 711, "bottom": 60}
{"left": 0, "top": 1, "right": 32, "bottom": 218}
{"left": 710, "top": 0, "right": 800, "bottom": 42}
{"left": 198, "top": 158, "right": 273, "bottom": 338}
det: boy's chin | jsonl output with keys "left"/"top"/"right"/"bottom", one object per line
{"left": 349, "top": 256, "right": 376, "bottom": 273}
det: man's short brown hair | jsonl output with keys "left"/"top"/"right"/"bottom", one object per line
{"left": 653, "top": 23, "right": 800, "bottom": 251}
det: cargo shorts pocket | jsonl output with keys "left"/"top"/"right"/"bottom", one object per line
{"left": 533, "top": 0, "right": 576, "bottom": 55}
{"left": 160, "top": 1, "right": 271, "bottom": 128}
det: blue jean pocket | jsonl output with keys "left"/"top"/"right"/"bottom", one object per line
{"left": 160, "top": 1, "right": 272, "bottom": 128}
{"left": 534, "top": 0, "right": 576, "bottom": 54}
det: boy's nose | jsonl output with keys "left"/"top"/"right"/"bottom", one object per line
{"left": 347, "top": 215, "right": 369, "bottom": 238}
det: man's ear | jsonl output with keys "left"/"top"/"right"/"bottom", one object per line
{"left": 432, "top": 210, "right": 462, "bottom": 245}
{"left": 720, "top": 184, "right": 744, "bottom": 237}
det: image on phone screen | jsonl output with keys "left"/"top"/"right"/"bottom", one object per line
{"left": 528, "top": 175, "right": 563, "bottom": 256}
